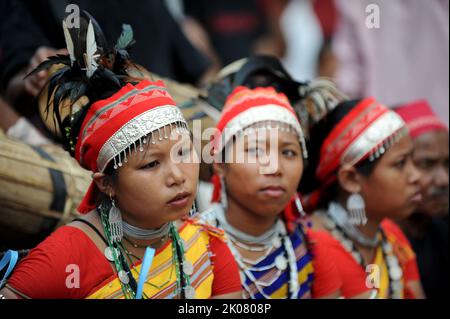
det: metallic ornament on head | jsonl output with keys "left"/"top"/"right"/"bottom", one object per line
{"left": 202, "top": 55, "right": 348, "bottom": 140}
{"left": 31, "top": 12, "right": 190, "bottom": 214}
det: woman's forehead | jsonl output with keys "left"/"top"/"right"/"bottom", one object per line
{"left": 128, "top": 130, "right": 191, "bottom": 160}
{"left": 237, "top": 129, "right": 300, "bottom": 145}
{"left": 374, "top": 136, "right": 413, "bottom": 165}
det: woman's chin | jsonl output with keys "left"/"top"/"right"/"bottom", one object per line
{"left": 167, "top": 208, "right": 191, "bottom": 222}
{"left": 398, "top": 205, "right": 416, "bottom": 220}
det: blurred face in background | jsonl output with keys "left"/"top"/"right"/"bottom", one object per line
{"left": 412, "top": 131, "right": 449, "bottom": 217}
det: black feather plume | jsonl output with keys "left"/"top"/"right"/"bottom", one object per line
{"left": 31, "top": 11, "right": 137, "bottom": 156}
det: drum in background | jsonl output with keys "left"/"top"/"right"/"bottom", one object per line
{"left": 0, "top": 132, "right": 90, "bottom": 250}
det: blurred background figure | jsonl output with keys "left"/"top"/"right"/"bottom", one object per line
{"left": 0, "top": 97, "right": 50, "bottom": 146}
{"left": 332, "top": 0, "right": 449, "bottom": 126}
{"left": 182, "top": 0, "right": 339, "bottom": 82}
{"left": 395, "top": 100, "right": 449, "bottom": 299}
{"left": 183, "top": 0, "right": 287, "bottom": 66}
{"left": 281, "top": 0, "right": 338, "bottom": 81}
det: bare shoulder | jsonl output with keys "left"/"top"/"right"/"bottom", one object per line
{"left": 68, "top": 211, "right": 102, "bottom": 232}
{"left": 66, "top": 211, "right": 107, "bottom": 249}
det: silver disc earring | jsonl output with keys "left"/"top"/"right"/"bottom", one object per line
{"left": 347, "top": 193, "right": 368, "bottom": 226}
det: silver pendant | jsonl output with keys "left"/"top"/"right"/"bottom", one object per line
{"left": 273, "top": 237, "right": 282, "bottom": 249}
{"left": 389, "top": 265, "right": 403, "bottom": 281}
{"left": 118, "top": 270, "right": 130, "bottom": 284}
{"left": 108, "top": 202, "right": 123, "bottom": 243}
{"left": 184, "top": 285, "right": 196, "bottom": 299}
{"left": 104, "top": 247, "right": 117, "bottom": 262}
{"left": 275, "top": 255, "right": 288, "bottom": 271}
{"left": 183, "top": 261, "right": 194, "bottom": 276}
{"left": 346, "top": 192, "right": 367, "bottom": 226}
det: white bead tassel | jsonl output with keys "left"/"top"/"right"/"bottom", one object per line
{"left": 118, "top": 152, "right": 123, "bottom": 167}
{"left": 281, "top": 223, "right": 299, "bottom": 298}
{"left": 295, "top": 194, "right": 306, "bottom": 217}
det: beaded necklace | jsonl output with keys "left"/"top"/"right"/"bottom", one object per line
{"left": 214, "top": 208, "right": 300, "bottom": 299}
{"left": 98, "top": 203, "right": 195, "bottom": 299}
{"left": 322, "top": 204, "right": 404, "bottom": 299}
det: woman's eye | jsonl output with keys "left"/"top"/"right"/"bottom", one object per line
{"left": 417, "top": 159, "right": 435, "bottom": 170}
{"left": 142, "top": 160, "right": 159, "bottom": 170}
{"left": 394, "top": 159, "right": 406, "bottom": 168}
{"left": 282, "top": 149, "right": 298, "bottom": 157}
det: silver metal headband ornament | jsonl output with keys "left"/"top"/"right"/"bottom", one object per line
{"left": 217, "top": 104, "right": 308, "bottom": 160}
{"left": 97, "top": 105, "right": 189, "bottom": 173}
{"left": 341, "top": 111, "right": 408, "bottom": 226}
{"left": 341, "top": 111, "right": 408, "bottom": 167}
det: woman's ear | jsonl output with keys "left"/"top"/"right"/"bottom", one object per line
{"left": 93, "top": 172, "right": 115, "bottom": 197}
{"left": 337, "top": 165, "right": 363, "bottom": 194}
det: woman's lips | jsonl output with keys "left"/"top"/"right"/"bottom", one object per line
{"left": 260, "top": 186, "right": 286, "bottom": 199}
{"left": 167, "top": 192, "right": 191, "bottom": 208}
{"left": 409, "top": 191, "right": 423, "bottom": 204}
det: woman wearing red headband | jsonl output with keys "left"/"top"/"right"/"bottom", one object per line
{"left": 201, "top": 86, "right": 342, "bottom": 299}
{"left": 0, "top": 14, "right": 241, "bottom": 299}
{"left": 300, "top": 98, "right": 426, "bottom": 299}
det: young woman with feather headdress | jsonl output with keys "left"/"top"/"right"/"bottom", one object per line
{"left": 0, "top": 12, "right": 241, "bottom": 299}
